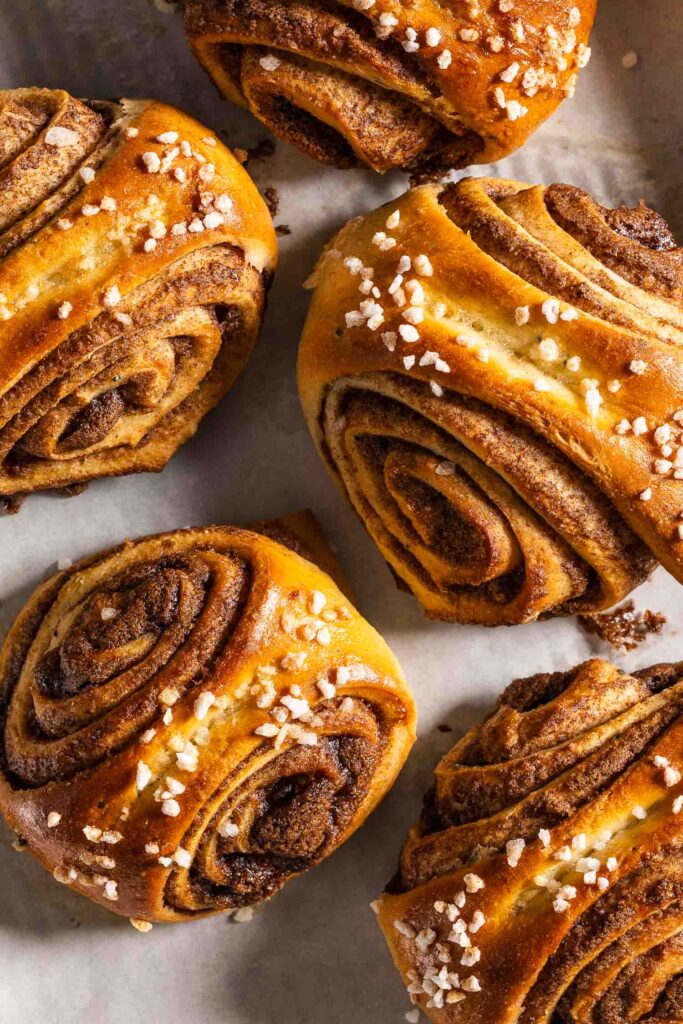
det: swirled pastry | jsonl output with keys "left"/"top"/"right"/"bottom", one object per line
{"left": 0, "top": 87, "right": 277, "bottom": 512}
{"left": 298, "top": 177, "right": 683, "bottom": 625}
{"left": 181, "top": 0, "right": 596, "bottom": 174}
{"left": 377, "top": 657, "right": 683, "bottom": 1023}
{"left": 0, "top": 514, "right": 415, "bottom": 923}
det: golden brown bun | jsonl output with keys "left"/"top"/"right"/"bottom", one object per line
{"left": 0, "top": 516, "right": 415, "bottom": 923}
{"left": 298, "top": 177, "right": 683, "bottom": 625}
{"left": 0, "top": 87, "right": 277, "bottom": 512}
{"left": 378, "top": 657, "right": 683, "bottom": 1023}
{"left": 182, "top": 0, "right": 596, "bottom": 174}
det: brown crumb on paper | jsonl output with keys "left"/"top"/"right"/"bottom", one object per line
{"left": 55, "top": 482, "right": 88, "bottom": 499}
{"left": 247, "top": 138, "right": 276, "bottom": 162}
{"left": 262, "top": 186, "right": 280, "bottom": 218}
{"left": 231, "top": 138, "right": 276, "bottom": 165}
{"left": 276, "top": 224, "right": 291, "bottom": 236}
{"left": 578, "top": 600, "right": 666, "bottom": 651}
{"left": 229, "top": 138, "right": 275, "bottom": 166}
{"left": 0, "top": 494, "right": 25, "bottom": 515}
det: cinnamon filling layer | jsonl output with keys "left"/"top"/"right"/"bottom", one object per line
{"left": 171, "top": 702, "right": 386, "bottom": 909}
{"left": 184, "top": 0, "right": 486, "bottom": 173}
{"left": 3, "top": 551, "right": 249, "bottom": 784}
{"left": 321, "top": 376, "right": 652, "bottom": 625}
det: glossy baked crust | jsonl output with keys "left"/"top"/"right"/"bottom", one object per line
{"left": 0, "top": 512, "right": 415, "bottom": 923}
{"left": 298, "top": 177, "right": 683, "bottom": 624}
{"left": 182, "top": 0, "right": 596, "bottom": 173}
{"left": 0, "top": 87, "right": 277, "bottom": 512}
{"left": 377, "top": 657, "right": 683, "bottom": 1023}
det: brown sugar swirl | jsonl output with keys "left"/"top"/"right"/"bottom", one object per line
{"left": 298, "top": 177, "right": 683, "bottom": 625}
{"left": 0, "top": 87, "right": 277, "bottom": 512}
{"left": 376, "top": 657, "right": 683, "bottom": 1023}
{"left": 180, "top": 0, "right": 596, "bottom": 174}
{"left": 0, "top": 516, "right": 415, "bottom": 923}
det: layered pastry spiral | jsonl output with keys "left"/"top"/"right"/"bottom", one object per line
{"left": 298, "top": 177, "right": 683, "bottom": 625}
{"left": 181, "top": 0, "right": 596, "bottom": 174}
{"left": 0, "top": 514, "right": 415, "bottom": 922}
{"left": 378, "top": 657, "right": 683, "bottom": 1024}
{"left": 0, "top": 87, "right": 277, "bottom": 512}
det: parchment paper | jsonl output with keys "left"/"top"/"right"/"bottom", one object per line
{"left": 0, "top": 2, "right": 681, "bottom": 1021}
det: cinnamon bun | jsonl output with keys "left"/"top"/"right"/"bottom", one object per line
{"left": 181, "top": 0, "right": 596, "bottom": 174}
{"left": 298, "top": 177, "right": 683, "bottom": 624}
{"left": 0, "top": 87, "right": 277, "bottom": 512}
{"left": 378, "top": 656, "right": 683, "bottom": 1023}
{"left": 0, "top": 514, "right": 415, "bottom": 922}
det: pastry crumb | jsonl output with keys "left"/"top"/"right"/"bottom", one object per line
{"left": 262, "top": 186, "right": 280, "bottom": 218}
{"left": 578, "top": 600, "right": 666, "bottom": 651}
{"left": 0, "top": 494, "right": 25, "bottom": 515}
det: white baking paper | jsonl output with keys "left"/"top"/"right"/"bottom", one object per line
{"left": 0, "top": 1, "right": 681, "bottom": 1021}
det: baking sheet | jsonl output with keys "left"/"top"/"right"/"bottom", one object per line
{"left": 0, "top": 1, "right": 682, "bottom": 1021}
